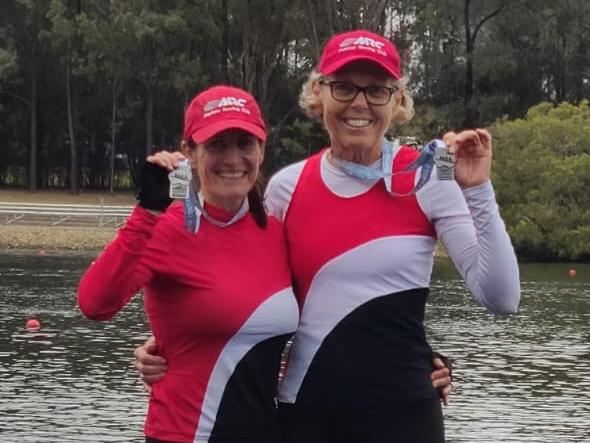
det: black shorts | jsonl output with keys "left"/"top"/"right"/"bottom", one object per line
{"left": 277, "top": 398, "right": 444, "bottom": 443}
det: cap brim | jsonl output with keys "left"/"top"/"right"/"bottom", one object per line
{"left": 321, "top": 56, "right": 401, "bottom": 79}
{"left": 190, "top": 119, "right": 267, "bottom": 144}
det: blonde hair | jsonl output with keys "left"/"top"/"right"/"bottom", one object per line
{"left": 299, "top": 69, "right": 415, "bottom": 127}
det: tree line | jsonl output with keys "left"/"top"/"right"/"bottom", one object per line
{"left": 1, "top": 0, "right": 589, "bottom": 259}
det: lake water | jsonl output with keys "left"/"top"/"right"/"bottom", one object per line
{"left": 0, "top": 250, "right": 589, "bottom": 442}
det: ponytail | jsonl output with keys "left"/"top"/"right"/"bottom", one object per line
{"left": 248, "top": 173, "right": 268, "bottom": 228}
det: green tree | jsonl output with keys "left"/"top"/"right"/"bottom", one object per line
{"left": 111, "top": 1, "right": 192, "bottom": 158}
{"left": 492, "top": 101, "right": 590, "bottom": 260}
{"left": 48, "top": 0, "right": 84, "bottom": 194}
{"left": 0, "top": 0, "right": 52, "bottom": 190}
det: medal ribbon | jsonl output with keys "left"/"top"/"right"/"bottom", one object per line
{"left": 183, "top": 179, "right": 249, "bottom": 233}
{"left": 330, "top": 138, "right": 445, "bottom": 196}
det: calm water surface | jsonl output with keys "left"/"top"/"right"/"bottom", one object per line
{"left": 0, "top": 250, "right": 589, "bottom": 442}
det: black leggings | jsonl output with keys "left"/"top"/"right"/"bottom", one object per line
{"left": 278, "top": 398, "right": 444, "bottom": 443}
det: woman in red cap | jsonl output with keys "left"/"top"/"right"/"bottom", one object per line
{"left": 78, "top": 85, "right": 300, "bottom": 443}
{"left": 263, "top": 29, "right": 520, "bottom": 442}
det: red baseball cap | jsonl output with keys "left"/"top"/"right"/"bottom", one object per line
{"left": 183, "top": 85, "right": 267, "bottom": 144}
{"left": 318, "top": 30, "right": 401, "bottom": 79}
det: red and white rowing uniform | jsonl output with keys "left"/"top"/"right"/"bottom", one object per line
{"left": 265, "top": 145, "right": 520, "bottom": 408}
{"left": 78, "top": 203, "right": 299, "bottom": 443}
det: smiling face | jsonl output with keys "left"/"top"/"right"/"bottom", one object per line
{"left": 186, "top": 129, "right": 265, "bottom": 213}
{"left": 316, "top": 61, "right": 400, "bottom": 164}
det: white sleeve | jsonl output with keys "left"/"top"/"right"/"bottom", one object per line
{"left": 265, "top": 160, "right": 305, "bottom": 222}
{"left": 418, "top": 174, "right": 521, "bottom": 314}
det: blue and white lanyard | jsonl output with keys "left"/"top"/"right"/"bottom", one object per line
{"left": 183, "top": 178, "right": 249, "bottom": 233}
{"left": 330, "top": 138, "right": 444, "bottom": 196}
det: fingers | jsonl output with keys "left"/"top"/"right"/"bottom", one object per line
{"left": 475, "top": 128, "right": 492, "bottom": 151}
{"left": 443, "top": 128, "right": 493, "bottom": 158}
{"left": 455, "top": 128, "right": 492, "bottom": 148}
{"left": 141, "top": 379, "right": 153, "bottom": 395}
{"left": 431, "top": 366, "right": 451, "bottom": 388}
{"left": 133, "top": 337, "right": 167, "bottom": 385}
{"left": 432, "top": 357, "right": 445, "bottom": 369}
{"left": 442, "top": 131, "right": 457, "bottom": 154}
{"left": 441, "top": 384, "right": 451, "bottom": 406}
{"left": 475, "top": 128, "right": 491, "bottom": 141}
{"left": 147, "top": 151, "right": 187, "bottom": 170}
{"left": 443, "top": 130, "right": 478, "bottom": 154}
{"left": 453, "top": 129, "right": 480, "bottom": 148}
{"left": 134, "top": 357, "right": 166, "bottom": 384}
{"left": 431, "top": 359, "right": 452, "bottom": 406}
{"left": 144, "top": 335, "right": 158, "bottom": 353}
{"left": 133, "top": 337, "right": 166, "bottom": 367}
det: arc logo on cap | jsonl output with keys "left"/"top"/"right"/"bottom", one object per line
{"left": 203, "top": 96, "right": 251, "bottom": 118}
{"left": 339, "top": 36, "right": 386, "bottom": 54}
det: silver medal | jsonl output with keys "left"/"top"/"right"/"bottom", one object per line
{"left": 434, "top": 146, "right": 455, "bottom": 181}
{"left": 168, "top": 161, "right": 192, "bottom": 199}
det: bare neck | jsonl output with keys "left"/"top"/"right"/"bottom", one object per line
{"left": 330, "top": 144, "right": 382, "bottom": 165}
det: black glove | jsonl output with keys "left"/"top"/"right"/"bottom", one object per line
{"left": 136, "top": 162, "right": 173, "bottom": 211}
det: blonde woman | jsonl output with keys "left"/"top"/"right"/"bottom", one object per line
{"left": 265, "top": 30, "right": 519, "bottom": 443}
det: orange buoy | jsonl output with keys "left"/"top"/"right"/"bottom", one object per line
{"left": 568, "top": 269, "right": 577, "bottom": 278}
{"left": 26, "top": 317, "right": 41, "bottom": 331}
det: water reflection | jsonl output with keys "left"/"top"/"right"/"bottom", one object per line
{"left": 429, "top": 258, "right": 590, "bottom": 442}
{"left": 1, "top": 251, "right": 150, "bottom": 442}
{"left": 0, "top": 251, "right": 589, "bottom": 442}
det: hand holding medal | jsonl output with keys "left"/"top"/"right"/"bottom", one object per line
{"left": 137, "top": 150, "right": 190, "bottom": 212}
{"left": 442, "top": 129, "right": 492, "bottom": 188}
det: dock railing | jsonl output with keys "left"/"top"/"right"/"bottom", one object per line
{"left": 0, "top": 201, "right": 133, "bottom": 228}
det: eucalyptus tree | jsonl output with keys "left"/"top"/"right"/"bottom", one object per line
{"left": 108, "top": 0, "right": 193, "bottom": 161}
{"left": 67, "top": 1, "right": 126, "bottom": 189}
{"left": 459, "top": 0, "right": 516, "bottom": 126}
{"left": 467, "top": 0, "right": 590, "bottom": 122}
{"left": 0, "top": 25, "right": 20, "bottom": 184}
{"left": 47, "top": 0, "right": 85, "bottom": 193}
{"left": 0, "top": 0, "right": 52, "bottom": 190}
{"left": 408, "top": 0, "right": 527, "bottom": 127}
{"left": 169, "top": 0, "right": 218, "bottom": 108}
{"left": 224, "top": 0, "right": 298, "bottom": 112}
{"left": 527, "top": 0, "right": 590, "bottom": 103}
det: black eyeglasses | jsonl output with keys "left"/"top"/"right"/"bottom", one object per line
{"left": 318, "top": 79, "right": 398, "bottom": 106}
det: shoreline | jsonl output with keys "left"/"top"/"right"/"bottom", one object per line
{"left": 0, "top": 188, "right": 133, "bottom": 251}
{"left": 0, "top": 190, "right": 451, "bottom": 256}
{"left": 0, "top": 224, "right": 449, "bottom": 257}
{"left": 0, "top": 225, "right": 117, "bottom": 251}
